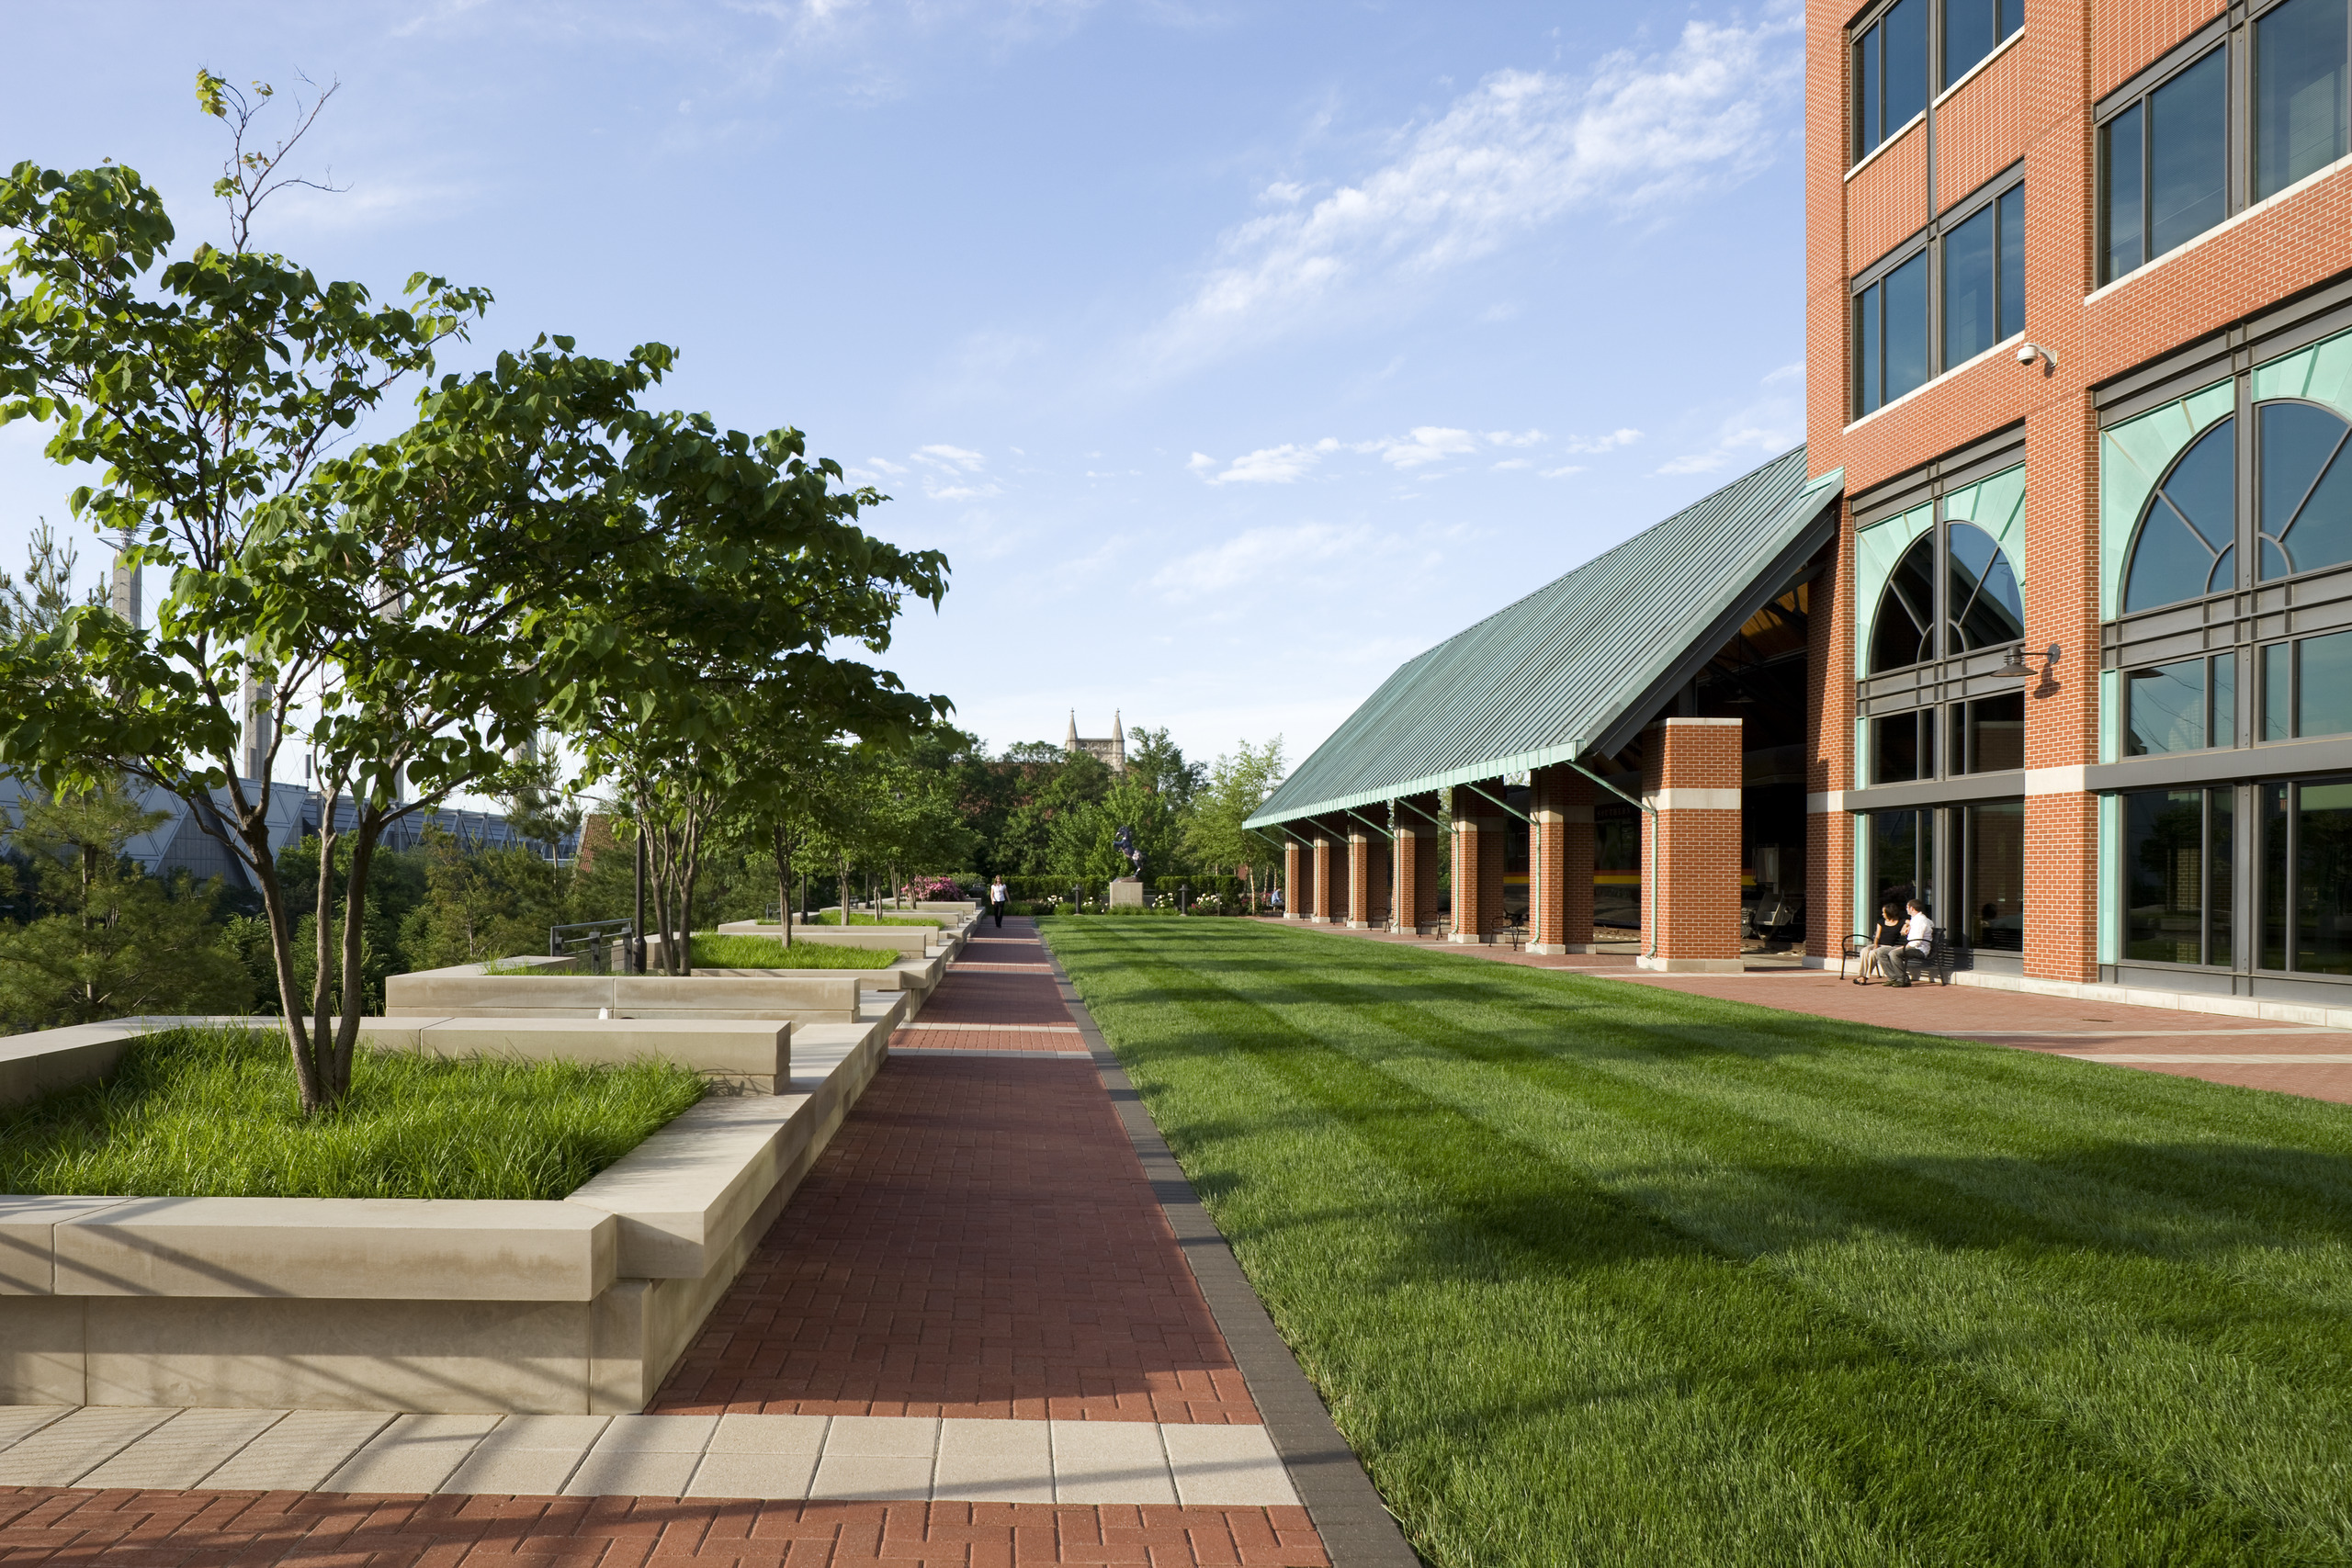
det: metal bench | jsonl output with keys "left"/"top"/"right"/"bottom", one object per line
{"left": 1839, "top": 927, "right": 1954, "bottom": 986}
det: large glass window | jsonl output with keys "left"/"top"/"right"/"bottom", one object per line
{"left": 2257, "top": 400, "right": 2352, "bottom": 581}
{"left": 1873, "top": 708, "right": 1938, "bottom": 784}
{"left": 2125, "top": 786, "right": 2232, "bottom": 964}
{"left": 1855, "top": 254, "right": 1930, "bottom": 418}
{"left": 1942, "top": 184, "right": 2025, "bottom": 367}
{"left": 2101, "top": 45, "right": 2228, "bottom": 283}
{"left": 1947, "top": 520, "right": 2025, "bottom": 650}
{"left": 2259, "top": 629, "right": 2352, "bottom": 739}
{"left": 1942, "top": 0, "right": 2023, "bottom": 89}
{"left": 1950, "top": 692, "right": 2025, "bottom": 773}
{"left": 2121, "top": 418, "right": 2236, "bottom": 611}
{"left": 1871, "top": 808, "right": 1933, "bottom": 919}
{"left": 1869, "top": 534, "right": 1938, "bottom": 672}
{"left": 2261, "top": 777, "right": 2352, "bottom": 974}
{"left": 2256, "top": 0, "right": 2349, "bottom": 200}
{"left": 1870, "top": 520, "right": 2025, "bottom": 673}
{"left": 2118, "top": 653, "right": 2234, "bottom": 751}
{"left": 1856, "top": 0, "right": 1930, "bottom": 161}
{"left": 1959, "top": 800, "right": 2024, "bottom": 949}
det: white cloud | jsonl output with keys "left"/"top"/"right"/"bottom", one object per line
{"left": 925, "top": 482, "right": 1001, "bottom": 501}
{"left": 1205, "top": 441, "right": 1334, "bottom": 484}
{"left": 1142, "top": 14, "right": 1801, "bottom": 371}
{"left": 1484, "top": 429, "right": 1545, "bottom": 446}
{"left": 915, "top": 444, "right": 987, "bottom": 472}
{"left": 1656, "top": 367, "right": 1804, "bottom": 477}
{"left": 1491, "top": 458, "right": 1532, "bottom": 471}
{"left": 866, "top": 457, "right": 910, "bottom": 477}
{"left": 1363, "top": 426, "right": 1479, "bottom": 469}
{"left": 1152, "top": 521, "right": 1374, "bottom": 600}
{"left": 1564, "top": 427, "right": 1643, "bottom": 454}
{"left": 1541, "top": 464, "right": 1586, "bottom": 479}
{"left": 1762, "top": 361, "right": 1805, "bottom": 385}
{"left": 1261, "top": 180, "right": 1309, "bottom": 205}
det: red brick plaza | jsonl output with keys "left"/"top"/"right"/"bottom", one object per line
{"left": 0, "top": 922, "right": 1332, "bottom": 1567}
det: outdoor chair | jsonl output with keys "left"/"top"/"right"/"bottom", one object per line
{"left": 1838, "top": 927, "right": 1954, "bottom": 986}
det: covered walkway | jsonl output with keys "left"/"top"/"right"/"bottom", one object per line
{"left": 1248, "top": 447, "right": 1844, "bottom": 976}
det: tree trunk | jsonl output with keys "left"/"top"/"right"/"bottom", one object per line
{"left": 839, "top": 854, "right": 852, "bottom": 927}
{"left": 771, "top": 821, "right": 793, "bottom": 949}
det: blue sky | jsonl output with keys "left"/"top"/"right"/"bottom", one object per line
{"left": 0, "top": 0, "right": 1807, "bottom": 783}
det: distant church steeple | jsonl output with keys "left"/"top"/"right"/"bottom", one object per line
{"left": 1063, "top": 710, "right": 1128, "bottom": 774}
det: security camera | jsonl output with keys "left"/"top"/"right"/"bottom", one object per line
{"left": 2016, "top": 343, "right": 2037, "bottom": 364}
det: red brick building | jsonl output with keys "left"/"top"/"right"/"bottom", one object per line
{"left": 1255, "top": 0, "right": 2352, "bottom": 1009}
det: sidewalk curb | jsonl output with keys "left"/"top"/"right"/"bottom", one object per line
{"left": 1037, "top": 931, "right": 1422, "bottom": 1568}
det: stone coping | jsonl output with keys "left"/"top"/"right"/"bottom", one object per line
{"left": 716, "top": 920, "right": 963, "bottom": 960}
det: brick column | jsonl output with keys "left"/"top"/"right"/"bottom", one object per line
{"left": 1394, "top": 811, "right": 1441, "bottom": 931}
{"left": 1637, "top": 718, "right": 1744, "bottom": 973}
{"left": 1529, "top": 765, "right": 1596, "bottom": 954}
{"left": 1324, "top": 827, "right": 1351, "bottom": 926}
{"left": 1347, "top": 829, "right": 1389, "bottom": 929}
{"left": 1283, "top": 838, "right": 1306, "bottom": 919}
{"left": 1449, "top": 804, "right": 1506, "bottom": 943}
{"left": 2023, "top": 387, "right": 2100, "bottom": 983}
{"left": 1311, "top": 831, "right": 1334, "bottom": 922}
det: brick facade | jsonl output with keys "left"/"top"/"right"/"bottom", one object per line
{"left": 1638, "top": 719, "right": 1745, "bottom": 973}
{"left": 1528, "top": 765, "right": 1595, "bottom": 954}
{"left": 1283, "top": 840, "right": 1306, "bottom": 920}
{"left": 1395, "top": 818, "right": 1441, "bottom": 932}
{"left": 1448, "top": 808, "right": 1506, "bottom": 944}
{"left": 1347, "top": 829, "right": 1390, "bottom": 929}
{"left": 1805, "top": 0, "right": 2352, "bottom": 987}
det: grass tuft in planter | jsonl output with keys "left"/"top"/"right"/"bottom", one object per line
{"left": 687, "top": 934, "right": 899, "bottom": 969}
{"left": 0, "top": 1024, "right": 706, "bottom": 1200}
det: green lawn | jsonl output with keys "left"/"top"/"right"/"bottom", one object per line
{"left": 687, "top": 933, "right": 899, "bottom": 969}
{"left": 0, "top": 1024, "right": 705, "bottom": 1200}
{"left": 1040, "top": 919, "right": 2352, "bottom": 1568}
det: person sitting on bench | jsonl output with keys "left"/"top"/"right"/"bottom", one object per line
{"left": 1855, "top": 903, "right": 1904, "bottom": 986}
{"left": 1870, "top": 898, "right": 1934, "bottom": 987}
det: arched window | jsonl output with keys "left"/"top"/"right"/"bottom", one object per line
{"left": 1870, "top": 534, "right": 1936, "bottom": 673}
{"left": 1947, "top": 522, "right": 2024, "bottom": 652}
{"left": 2258, "top": 400, "right": 2352, "bottom": 581}
{"left": 2123, "top": 418, "right": 2235, "bottom": 612}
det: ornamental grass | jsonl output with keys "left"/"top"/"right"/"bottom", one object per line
{"left": 0, "top": 1023, "right": 705, "bottom": 1201}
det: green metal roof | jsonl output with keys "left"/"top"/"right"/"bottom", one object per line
{"left": 1248, "top": 448, "right": 1843, "bottom": 829}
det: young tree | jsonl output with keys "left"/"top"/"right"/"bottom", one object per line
{"left": 0, "top": 81, "right": 946, "bottom": 1110}
{"left": 0, "top": 519, "right": 103, "bottom": 638}
{"left": 1125, "top": 725, "right": 1205, "bottom": 810}
{"left": 1184, "top": 738, "right": 1287, "bottom": 905}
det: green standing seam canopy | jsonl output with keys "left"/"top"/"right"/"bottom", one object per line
{"left": 1249, "top": 446, "right": 1844, "bottom": 829}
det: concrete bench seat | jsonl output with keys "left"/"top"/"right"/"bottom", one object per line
{"left": 383, "top": 967, "right": 905, "bottom": 1034}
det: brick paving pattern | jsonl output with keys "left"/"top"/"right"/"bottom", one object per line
{"left": 0, "top": 1489, "right": 1329, "bottom": 1565}
{"left": 0, "top": 917, "right": 1322, "bottom": 1563}
{"left": 661, "top": 920, "right": 1259, "bottom": 1424}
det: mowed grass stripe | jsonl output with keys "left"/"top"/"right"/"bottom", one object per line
{"left": 1045, "top": 919, "right": 2352, "bottom": 1567}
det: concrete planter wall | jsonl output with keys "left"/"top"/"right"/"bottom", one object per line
{"left": 0, "top": 1011, "right": 890, "bottom": 1413}
{"left": 384, "top": 965, "right": 922, "bottom": 1029}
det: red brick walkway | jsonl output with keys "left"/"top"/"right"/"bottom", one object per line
{"left": 658, "top": 919, "right": 1257, "bottom": 1424}
{"left": 0, "top": 919, "right": 1322, "bottom": 1566}
{"left": 0, "top": 1489, "right": 1327, "bottom": 1565}
{"left": 650, "top": 1054, "right": 1257, "bottom": 1422}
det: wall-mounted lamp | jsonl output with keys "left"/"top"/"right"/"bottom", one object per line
{"left": 2017, "top": 341, "right": 2058, "bottom": 370}
{"left": 1998, "top": 642, "right": 2063, "bottom": 679}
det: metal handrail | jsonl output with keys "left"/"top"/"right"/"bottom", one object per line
{"left": 551, "top": 918, "right": 634, "bottom": 975}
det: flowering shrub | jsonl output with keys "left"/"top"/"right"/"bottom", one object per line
{"left": 900, "top": 875, "right": 970, "bottom": 902}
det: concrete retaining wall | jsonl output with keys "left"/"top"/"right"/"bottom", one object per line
{"left": 0, "top": 1014, "right": 890, "bottom": 1412}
